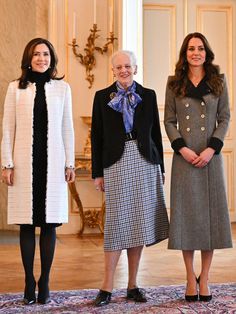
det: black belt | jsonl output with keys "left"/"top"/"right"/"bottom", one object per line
{"left": 125, "top": 131, "right": 137, "bottom": 141}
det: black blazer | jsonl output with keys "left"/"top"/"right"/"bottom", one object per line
{"left": 91, "top": 81, "right": 164, "bottom": 178}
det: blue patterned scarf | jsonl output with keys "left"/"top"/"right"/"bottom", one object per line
{"left": 107, "top": 81, "right": 142, "bottom": 133}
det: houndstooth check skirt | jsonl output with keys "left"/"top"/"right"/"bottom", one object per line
{"left": 103, "top": 140, "right": 169, "bottom": 251}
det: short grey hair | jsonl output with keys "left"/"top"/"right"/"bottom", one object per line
{"left": 111, "top": 50, "right": 137, "bottom": 66}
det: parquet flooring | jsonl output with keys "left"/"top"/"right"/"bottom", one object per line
{"left": 0, "top": 224, "right": 236, "bottom": 293}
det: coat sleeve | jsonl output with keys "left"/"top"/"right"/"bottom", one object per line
{"left": 151, "top": 90, "right": 165, "bottom": 172}
{"left": 210, "top": 74, "right": 230, "bottom": 142}
{"left": 164, "top": 77, "right": 186, "bottom": 152}
{"left": 62, "top": 82, "right": 75, "bottom": 168}
{"left": 1, "top": 82, "right": 16, "bottom": 168}
{"left": 91, "top": 91, "right": 104, "bottom": 179}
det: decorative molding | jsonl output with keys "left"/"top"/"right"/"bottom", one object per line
{"left": 183, "top": 0, "right": 188, "bottom": 36}
{"left": 48, "top": 0, "right": 68, "bottom": 78}
{"left": 143, "top": 4, "right": 176, "bottom": 76}
{"left": 108, "top": 0, "right": 116, "bottom": 85}
{"left": 225, "top": 118, "right": 232, "bottom": 141}
{"left": 196, "top": 5, "right": 233, "bottom": 110}
{"left": 122, "top": 0, "right": 143, "bottom": 83}
{"left": 222, "top": 149, "right": 234, "bottom": 214}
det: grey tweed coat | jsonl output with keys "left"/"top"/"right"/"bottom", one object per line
{"left": 164, "top": 74, "right": 232, "bottom": 250}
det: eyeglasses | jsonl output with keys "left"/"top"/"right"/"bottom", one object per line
{"left": 113, "top": 65, "right": 134, "bottom": 71}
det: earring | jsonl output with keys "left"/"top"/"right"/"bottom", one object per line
{"left": 28, "top": 66, "right": 31, "bottom": 69}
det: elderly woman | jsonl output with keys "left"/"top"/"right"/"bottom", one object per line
{"left": 91, "top": 50, "right": 169, "bottom": 306}
{"left": 164, "top": 32, "right": 232, "bottom": 302}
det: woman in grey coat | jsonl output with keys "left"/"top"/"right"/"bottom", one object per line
{"left": 164, "top": 32, "right": 232, "bottom": 302}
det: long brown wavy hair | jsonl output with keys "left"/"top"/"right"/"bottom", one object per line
{"left": 18, "top": 38, "right": 63, "bottom": 89}
{"left": 168, "top": 32, "right": 223, "bottom": 97}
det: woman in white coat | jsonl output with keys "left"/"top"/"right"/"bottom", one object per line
{"left": 1, "top": 38, "right": 75, "bottom": 304}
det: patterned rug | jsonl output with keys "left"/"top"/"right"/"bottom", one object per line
{"left": 1, "top": 283, "right": 236, "bottom": 314}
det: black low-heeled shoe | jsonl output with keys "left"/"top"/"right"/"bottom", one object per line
{"left": 127, "top": 287, "right": 147, "bottom": 303}
{"left": 23, "top": 295, "right": 36, "bottom": 305}
{"left": 38, "top": 295, "right": 51, "bottom": 304}
{"left": 37, "top": 278, "right": 51, "bottom": 304}
{"left": 94, "top": 290, "right": 112, "bottom": 306}
{"left": 197, "top": 276, "right": 212, "bottom": 302}
{"left": 23, "top": 281, "right": 36, "bottom": 305}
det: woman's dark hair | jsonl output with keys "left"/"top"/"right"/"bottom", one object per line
{"left": 168, "top": 32, "right": 223, "bottom": 97}
{"left": 18, "top": 38, "right": 64, "bottom": 89}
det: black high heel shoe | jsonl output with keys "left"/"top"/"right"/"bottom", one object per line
{"left": 23, "top": 279, "right": 36, "bottom": 305}
{"left": 37, "top": 278, "right": 51, "bottom": 304}
{"left": 197, "top": 276, "right": 212, "bottom": 302}
{"left": 185, "top": 277, "right": 198, "bottom": 302}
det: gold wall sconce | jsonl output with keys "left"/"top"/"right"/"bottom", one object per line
{"left": 69, "top": 24, "right": 117, "bottom": 88}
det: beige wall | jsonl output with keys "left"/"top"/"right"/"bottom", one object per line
{"left": 0, "top": 0, "right": 49, "bottom": 229}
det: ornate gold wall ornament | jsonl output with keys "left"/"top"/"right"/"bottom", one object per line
{"left": 69, "top": 24, "right": 117, "bottom": 88}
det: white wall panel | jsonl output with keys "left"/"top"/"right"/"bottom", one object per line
{"left": 143, "top": 5, "right": 176, "bottom": 106}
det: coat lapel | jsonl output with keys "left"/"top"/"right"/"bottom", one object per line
{"left": 133, "top": 82, "right": 144, "bottom": 127}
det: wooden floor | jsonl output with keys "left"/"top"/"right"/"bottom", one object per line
{"left": 0, "top": 224, "right": 236, "bottom": 293}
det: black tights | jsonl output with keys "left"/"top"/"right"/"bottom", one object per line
{"left": 20, "top": 225, "right": 56, "bottom": 291}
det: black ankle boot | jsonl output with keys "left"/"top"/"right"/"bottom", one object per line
{"left": 37, "top": 277, "right": 51, "bottom": 304}
{"left": 23, "top": 279, "right": 36, "bottom": 305}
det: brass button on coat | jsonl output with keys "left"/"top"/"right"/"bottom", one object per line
{"left": 201, "top": 127, "right": 205, "bottom": 131}
{"left": 186, "top": 115, "right": 190, "bottom": 120}
{"left": 186, "top": 127, "right": 190, "bottom": 132}
{"left": 201, "top": 114, "right": 205, "bottom": 118}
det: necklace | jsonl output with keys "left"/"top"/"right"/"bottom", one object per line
{"left": 190, "top": 77, "right": 202, "bottom": 87}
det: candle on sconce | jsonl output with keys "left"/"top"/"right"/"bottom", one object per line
{"left": 72, "top": 12, "right": 76, "bottom": 39}
{"left": 93, "top": 0, "right": 97, "bottom": 25}
{"left": 109, "top": 5, "right": 114, "bottom": 32}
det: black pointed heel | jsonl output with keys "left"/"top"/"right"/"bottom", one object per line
{"left": 23, "top": 279, "right": 36, "bottom": 305}
{"left": 199, "top": 294, "right": 212, "bottom": 302}
{"left": 185, "top": 294, "right": 198, "bottom": 302}
{"left": 185, "top": 277, "right": 198, "bottom": 302}
{"left": 37, "top": 278, "right": 51, "bottom": 304}
{"left": 197, "top": 276, "right": 212, "bottom": 302}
